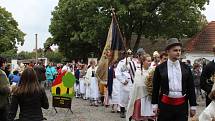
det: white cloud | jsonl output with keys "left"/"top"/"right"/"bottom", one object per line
{"left": 202, "top": 0, "right": 215, "bottom": 22}
{"left": 0, "top": 0, "right": 58, "bottom": 52}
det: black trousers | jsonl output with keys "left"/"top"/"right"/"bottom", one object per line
{"left": 0, "top": 106, "right": 8, "bottom": 121}
{"left": 206, "top": 93, "right": 212, "bottom": 106}
{"left": 158, "top": 102, "right": 188, "bottom": 121}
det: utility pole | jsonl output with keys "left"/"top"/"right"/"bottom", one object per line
{"left": 35, "top": 34, "right": 38, "bottom": 65}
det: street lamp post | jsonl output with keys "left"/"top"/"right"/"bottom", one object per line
{"left": 35, "top": 34, "right": 38, "bottom": 65}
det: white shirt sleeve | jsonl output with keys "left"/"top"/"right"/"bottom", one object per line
{"left": 115, "top": 61, "right": 126, "bottom": 84}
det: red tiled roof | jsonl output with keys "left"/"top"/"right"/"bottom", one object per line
{"left": 185, "top": 21, "right": 215, "bottom": 52}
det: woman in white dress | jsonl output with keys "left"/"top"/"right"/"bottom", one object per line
{"left": 85, "top": 60, "right": 100, "bottom": 106}
{"left": 199, "top": 84, "right": 215, "bottom": 121}
{"left": 79, "top": 64, "right": 87, "bottom": 99}
{"left": 126, "top": 54, "right": 156, "bottom": 121}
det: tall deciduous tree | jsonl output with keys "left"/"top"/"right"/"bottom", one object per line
{"left": 0, "top": 7, "right": 25, "bottom": 56}
{"left": 49, "top": 0, "right": 208, "bottom": 59}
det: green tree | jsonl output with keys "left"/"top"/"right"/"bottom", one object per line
{"left": 62, "top": 72, "right": 76, "bottom": 94}
{"left": 45, "top": 51, "right": 64, "bottom": 63}
{"left": 0, "top": 49, "right": 17, "bottom": 61}
{"left": 17, "top": 51, "right": 33, "bottom": 60}
{"left": 0, "top": 7, "right": 25, "bottom": 55}
{"left": 49, "top": 0, "right": 208, "bottom": 59}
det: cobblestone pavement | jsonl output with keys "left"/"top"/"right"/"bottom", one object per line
{"left": 14, "top": 90, "right": 206, "bottom": 121}
{"left": 42, "top": 90, "right": 125, "bottom": 121}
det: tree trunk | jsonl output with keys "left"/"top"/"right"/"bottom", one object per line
{"left": 133, "top": 34, "right": 142, "bottom": 52}
{"left": 126, "top": 37, "right": 131, "bottom": 49}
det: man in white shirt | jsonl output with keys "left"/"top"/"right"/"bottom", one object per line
{"left": 115, "top": 50, "right": 133, "bottom": 118}
{"left": 151, "top": 38, "right": 197, "bottom": 121}
{"left": 62, "top": 63, "right": 71, "bottom": 72}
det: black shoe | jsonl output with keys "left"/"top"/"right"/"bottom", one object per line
{"left": 129, "top": 117, "right": 132, "bottom": 121}
{"left": 120, "top": 112, "right": 126, "bottom": 118}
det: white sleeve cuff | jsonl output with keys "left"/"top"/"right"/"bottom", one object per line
{"left": 190, "top": 106, "right": 197, "bottom": 110}
{"left": 152, "top": 104, "right": 158, "bottom": 109}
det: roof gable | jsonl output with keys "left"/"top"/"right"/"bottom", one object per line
{"left": 185, "top": 21, "right": 215, "bottom": 52}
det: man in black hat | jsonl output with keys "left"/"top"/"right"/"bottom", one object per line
{"left": 200, "top": 45, "right": 215, "bottom": 106}
{"left": 151, "top": 38, "right": 197, "bottom": 121}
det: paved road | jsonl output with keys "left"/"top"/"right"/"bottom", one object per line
{"left": 43, "top": 90, "right": 124, "bottom": 121}
{"left": 41, "top": 90, "right": 206, "bottom": 121}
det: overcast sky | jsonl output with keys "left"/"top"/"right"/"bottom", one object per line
{"left": 0, "top": 0, "right": 215, "bottom": 52}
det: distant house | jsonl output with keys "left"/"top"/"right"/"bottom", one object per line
{"left": 184, "top": 21, "right": 215, "bottom": 64}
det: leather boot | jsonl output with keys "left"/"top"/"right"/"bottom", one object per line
{"left": 120, "top": 107, "right": 126, "bottom": 118}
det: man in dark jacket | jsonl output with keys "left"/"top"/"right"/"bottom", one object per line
{"left": 200, "top": 45, "right": 215, "bottom": 106}
{"left": 34, "top": 61, "right": 46, "bottom": 87}
{"left": 0, "top": 56, "right": 11, "bottom": 121}
{"left": 152, "top": 38, "right": 197, "bottom": 121}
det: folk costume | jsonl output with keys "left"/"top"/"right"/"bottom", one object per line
{"left": 115, "top": 57, "right": 133, "bottom": 118}
{"left": 199, "top": 84, "right": 215, "bottom": 121}
{"left": 201, "top": 60, "right": 215, "bottom": 106}
{"left": 74, "top": 68, "right": 80, "bottom": 98}
{"left": 79, "top": 68, "right": 87, "bottom": 99}
{"left": 151, "top": 38, "right": 197, "bottom": 121}
{"left": 150, "top": 51, "right": 160, "bottom": 68}
{"left": 126, "top": 62, "right": 155, "bottom": 121}
{"left": 85, "top": 66, "right": 100, "bottom": 105}
{"left": 107, "top": 65, "right": 120, "bottom": 112}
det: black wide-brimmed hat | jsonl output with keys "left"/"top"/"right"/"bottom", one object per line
{"left": 165, "top": 38, "right": 182, "bottom": 50}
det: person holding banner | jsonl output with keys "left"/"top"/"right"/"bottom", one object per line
{"left": 85, "top": 60, "right": 100, "bottom": 106}
{"left": 115, "top": 50, "right": 133, "bottom": 118}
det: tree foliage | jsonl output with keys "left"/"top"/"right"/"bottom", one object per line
{"left": 0, "top": 7, "right": 25, "bottom": 55}
{"left": 45, "top": 51, "right": 64, "bottom": 63}
{"left": 17, "top": 50, "right": 64, "bottom": 63}
{"left": 49, "top": 0, "right": 208, "bottom": 59}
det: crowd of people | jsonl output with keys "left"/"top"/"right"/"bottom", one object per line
{"left": 1, "top": 38, "right": 215, "bottom": 121}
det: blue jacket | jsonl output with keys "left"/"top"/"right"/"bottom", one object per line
{"left": 11, "top": 74, "right": 21, "bottom": 85}
{"left": 46, "top": 66, "right": 57, "bottom": 81}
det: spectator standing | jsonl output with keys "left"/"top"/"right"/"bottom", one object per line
{"left": 34, "top": 61, "right": 46, "bottom": 87}
{"left": 0, "top": 56, "right": 11, "bottom": 121}
{"left": 46, "top": 63, "right": 57, "bottom": 88}
{"left": 8, "top": 68, "right": 49, "bottom": 121}
{"left": 193, "top": 63, "right": 202, "bottom": 98}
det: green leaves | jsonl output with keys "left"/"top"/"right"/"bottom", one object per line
{"left": 49, "top": 0, "right": 208, "bottom": 58}
{"left": 62, "top": 72, "right": 76, "bottom": 88}
{"left": 0, "top": 7, "right": 25, "bottom": 55}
